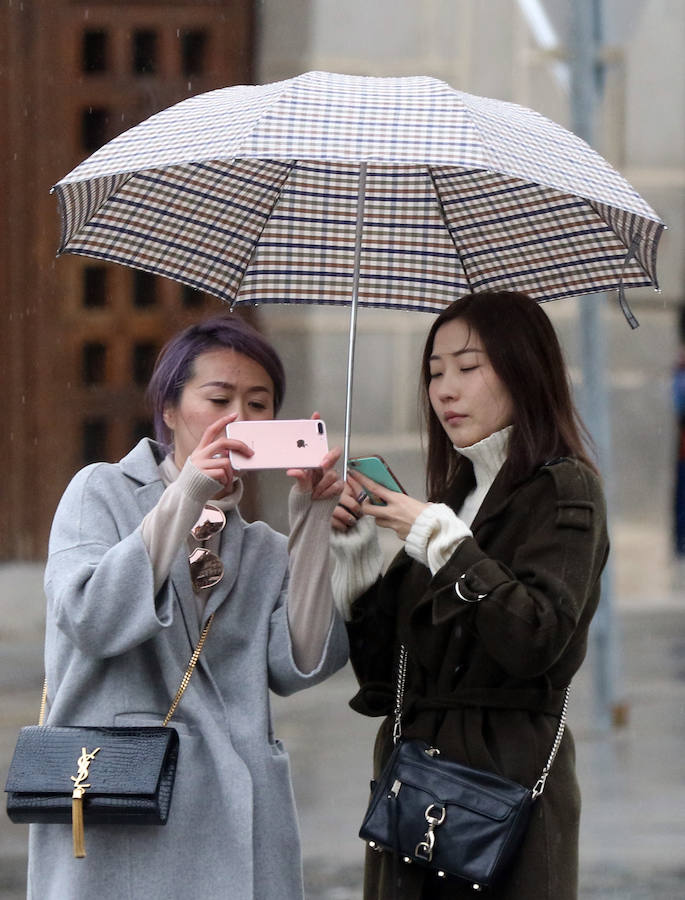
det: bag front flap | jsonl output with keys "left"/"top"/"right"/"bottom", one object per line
{"left": 394, "top": 741, "right": 530, "bottom": 822}
{"left": 5, "top": 726, "right": 178, "bottom": 796}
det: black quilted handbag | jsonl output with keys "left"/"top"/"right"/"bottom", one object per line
{"left": 4, "top": 614, "right": 213, "bottom": 858}
{"left": 359, "top": 645, "right": 569, "bottom": 893}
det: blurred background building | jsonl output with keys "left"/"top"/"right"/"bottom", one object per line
{"left": 1, "top": 0, "right": 255, "bottom": 556}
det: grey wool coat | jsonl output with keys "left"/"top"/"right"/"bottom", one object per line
{"left": 347, "top": 457, "right": 609, "bottom": 900}
{"left": 28, "top": 439, "right": 349, "bottom": 900}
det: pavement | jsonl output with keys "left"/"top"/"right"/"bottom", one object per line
{"left": 1, "top": 539, "right": 684, "bottom": 900}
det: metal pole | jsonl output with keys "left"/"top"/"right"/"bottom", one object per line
{"left": 343, "top": 162, "right": 368, "bottom": 472}
{"left": 569, "top": 0, "right": 624, "bottom": 730}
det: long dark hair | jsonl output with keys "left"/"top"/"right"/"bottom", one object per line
{"left": 147, "top": 314, "right": 286, "bottom": 450}
{"left": 421, "top": 291, "right": 596, "bottom": 501}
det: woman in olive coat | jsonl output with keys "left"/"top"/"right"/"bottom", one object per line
{"left": 331, "top": 291, "right": 609, "bottom": 900}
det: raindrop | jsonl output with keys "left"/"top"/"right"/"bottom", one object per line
{"left": 176, "top": 29, "right": 180, "bottom": 38}
{"left": 187, "top": 81, "right": 192, "bottom": 92}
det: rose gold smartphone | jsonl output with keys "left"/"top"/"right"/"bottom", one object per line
{"left": 226, "top": 419, "right": 329, "bottom": 470}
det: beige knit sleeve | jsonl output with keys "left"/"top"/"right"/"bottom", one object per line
{"left": 286, "top": 487, "right": 341, "bottom": 673}
{"left": 140, "top": 460, "right": 224, "bottom": 594}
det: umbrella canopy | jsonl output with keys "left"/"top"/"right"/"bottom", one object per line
{"left": 54, "top": 71, "right": 664, "bottom": 314}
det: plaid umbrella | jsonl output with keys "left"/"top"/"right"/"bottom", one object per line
{"left": 53, "top": 71, "right": 665, "bottom": 458}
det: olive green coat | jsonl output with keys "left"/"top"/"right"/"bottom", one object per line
{"left": 347, "top": 458, "right": 609, "bottom": 900}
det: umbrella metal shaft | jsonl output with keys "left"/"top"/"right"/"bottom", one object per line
{"left": 343, "top": 162, "right": 368, "bottom": 473}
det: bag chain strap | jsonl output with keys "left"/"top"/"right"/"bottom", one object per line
{"left": 38, "top": 613, "right": 215, "bottom": 728}
{"left": 392, "top": 643, "right": 569, "bottom": 798}
{"left": 162, "top": 614, "right": 214, "bottom": 726}
{"left": 391, "top": 642, "right": 409, "bottom": 745}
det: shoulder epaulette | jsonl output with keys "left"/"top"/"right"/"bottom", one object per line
{"left": 541, "top": 458, "right": 597, "bottom": 531}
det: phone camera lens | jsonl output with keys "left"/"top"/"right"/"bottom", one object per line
{"left": 317, "top": 421, "right": 324, "bottom": 434}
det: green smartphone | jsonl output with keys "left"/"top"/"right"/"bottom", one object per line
{"left": 348, "top": 455, "right": 406, "bottom": 505}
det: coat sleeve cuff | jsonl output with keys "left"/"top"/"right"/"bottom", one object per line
{"left": 429, "top": 537, "right": 513, "bottom": 623}
{"left": 178, "top": 458, "right": 227, "bottom": 503}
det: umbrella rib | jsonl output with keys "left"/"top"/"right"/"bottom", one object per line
{"left": 427, "top": 167, "right": 473, "bottom": 294}
{"left": 231, "top": 160, "right": 296, "bottom": 308}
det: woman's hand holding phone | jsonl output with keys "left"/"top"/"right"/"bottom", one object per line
{"left": 189, "top": 413, "right": 253, "bottom": 491}
{"left": 286, "top": 413, "right": 344, "bottom": 500}
{"left": 344, "top": 470, "right": 430, "bottom": 541}
{"left": 333, "top": 456, "right": 397, "bottom": 531}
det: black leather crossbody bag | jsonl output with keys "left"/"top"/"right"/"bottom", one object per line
{"left": 359, "top": 644, "right": 569, "bottom": 893}
{"left": 5, "top": 614, "right": 213, "bottom": 858}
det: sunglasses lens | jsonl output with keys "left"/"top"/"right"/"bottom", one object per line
{"left": 188, "top": 547, "right": 224, "bottom": 591}
{"left": 191, "top": 504, "right": 226, "bottom": 542}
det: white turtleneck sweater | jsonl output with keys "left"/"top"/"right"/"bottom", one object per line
{"left": 404, "top": 425, "right": 511, "bottom": 573}
{"left": 330, "top": 426, "right": 511, "bottom": 619}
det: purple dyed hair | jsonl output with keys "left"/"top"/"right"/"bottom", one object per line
{"left": 147, "top": 314, "right": 286, "bottom": 449}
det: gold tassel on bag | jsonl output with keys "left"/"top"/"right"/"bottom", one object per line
{"left": 70, "top": 746, "right": 100, "bottom": 858}
{"left": 71, "top": 787, "right": 86, "bottom": 858}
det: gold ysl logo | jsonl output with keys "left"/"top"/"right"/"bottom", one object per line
{"left": 71, "top": 746, "right": 101, "bottom": 798}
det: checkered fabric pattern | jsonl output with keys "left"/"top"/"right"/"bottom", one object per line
{"left": 54, "top": 71, "right": 664, "bottom": 311}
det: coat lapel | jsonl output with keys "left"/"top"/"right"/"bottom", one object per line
{"left": 121, "top": 440, "right": 205, "bottom": 645}
{"left": 201, "top": 511, "right": 246, "bottom": 621}
{"left": 169, "top": 546, "right": 202, "bottom": 644}
{"left": 470, "top": 468, "right": 515, "bottom": 534}
{"left": 470, "top": 466, "right": 533, "bottom": 536}
{"left": 443, "top": 462, "right": 516, "bottom": 540}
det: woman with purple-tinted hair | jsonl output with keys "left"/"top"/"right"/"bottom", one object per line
{"left": 30, "top": 314, "right": 349, "bottom": 900}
